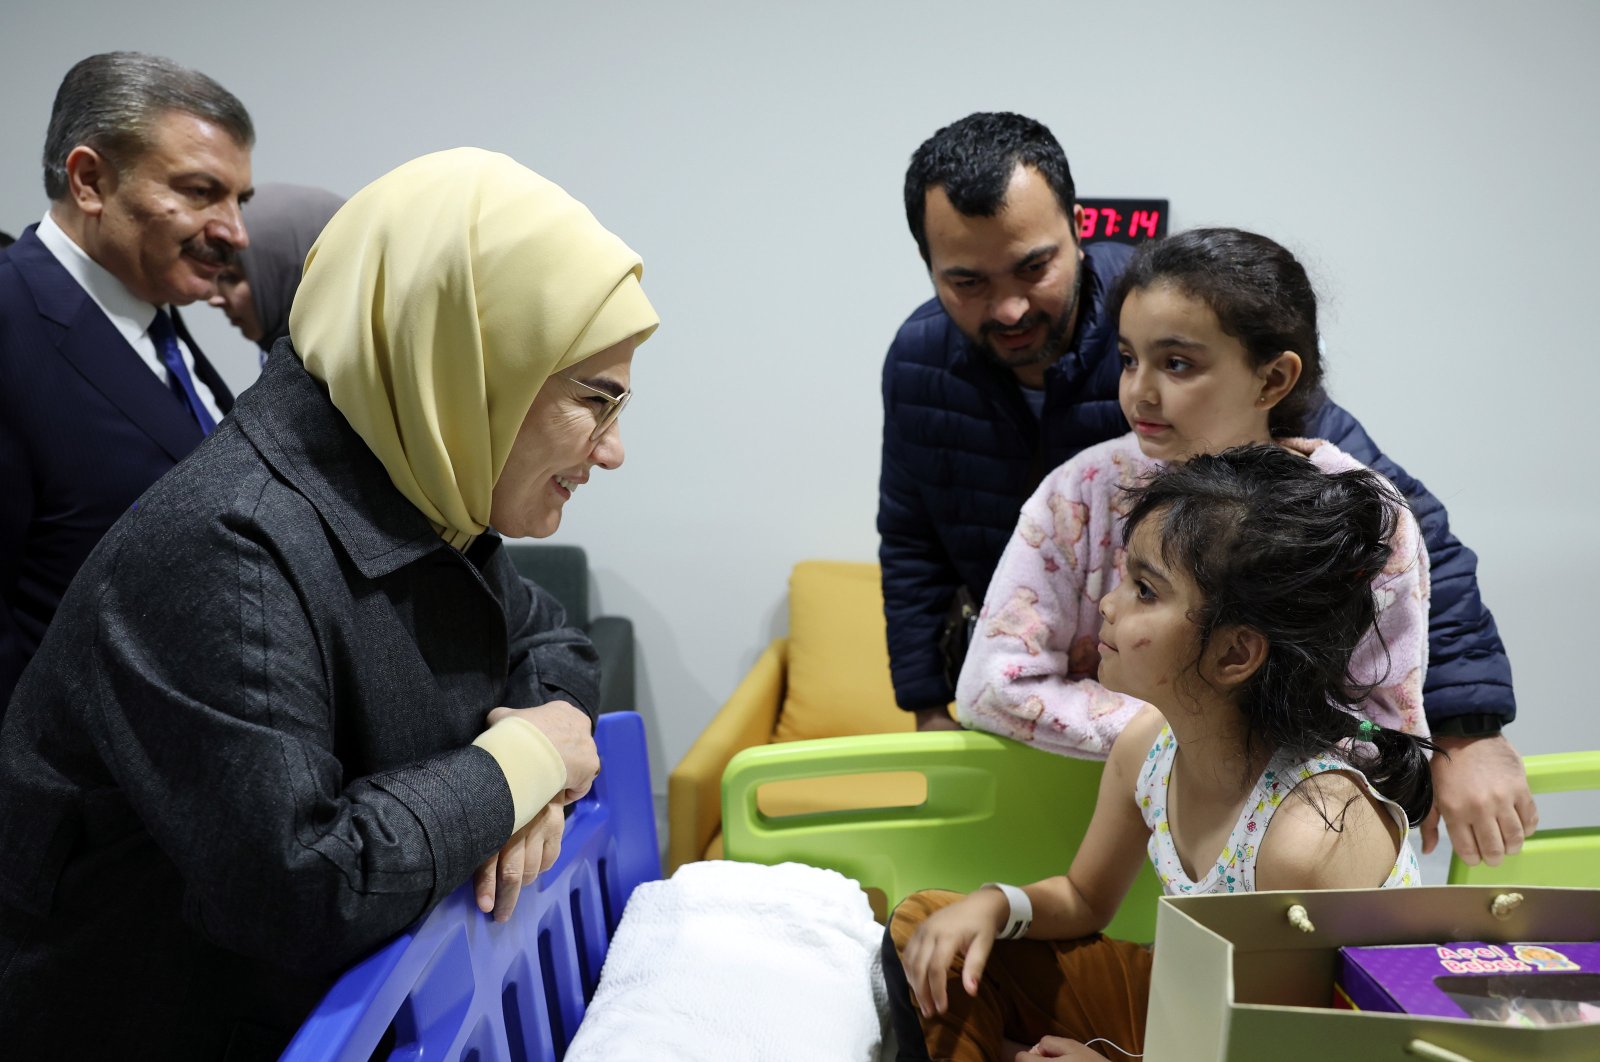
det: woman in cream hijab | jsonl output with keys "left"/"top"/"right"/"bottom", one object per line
{"left": 0, "top": 148, "right": 657, "bottom": 1060}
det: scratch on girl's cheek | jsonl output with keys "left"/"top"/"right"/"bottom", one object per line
{"left": 1133, "top": 638, "right": 1151, "bottom": 649}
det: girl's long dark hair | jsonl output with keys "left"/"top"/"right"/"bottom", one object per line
{"left": 1124, "top": 445, "right": 1435, "bottom": 825}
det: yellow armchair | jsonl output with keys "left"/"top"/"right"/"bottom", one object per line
{"left": 668, "top": 638, "right": 787, "bottom": 869}
{"left": 667, "top": 560, "right": 924, "bottom": 871}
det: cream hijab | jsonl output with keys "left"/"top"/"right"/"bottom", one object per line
{"left": 288, "top": 148, "right": 658, "bottom": 549}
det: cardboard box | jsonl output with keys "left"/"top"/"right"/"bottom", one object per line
{"left": 1338, "top": 941, "right": 1600, "bottom": 1025}
{"left": 1144, "top": 887, "right": 1600, "bottom": 1061}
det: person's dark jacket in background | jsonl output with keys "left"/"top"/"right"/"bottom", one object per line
{"left": 0, "top": 226, "right": 233, "bottom": 714}
{"left": 0, "top": 345, "right": 599, "bottom": 1060}
{"left": 877, "top": 240, "right": 1514, "bottom": 727}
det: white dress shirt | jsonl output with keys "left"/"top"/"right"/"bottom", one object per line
{"left": 35, "top": 213, "right": 226, "bottom": 424}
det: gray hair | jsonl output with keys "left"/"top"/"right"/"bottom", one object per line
{"left": 43, "top": 52, "right": 255, "bottom": 201}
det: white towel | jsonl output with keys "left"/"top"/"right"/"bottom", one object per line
{"left": 564, "top": 860, "right": 889, "bottom": 1061}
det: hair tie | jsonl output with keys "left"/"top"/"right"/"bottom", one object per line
{"left": 1358, "top": 719, "right": 1380, "bottom": 741}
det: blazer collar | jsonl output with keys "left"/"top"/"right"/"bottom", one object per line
{"left": 8, "top": 227, "right": 206, "bottom": 463}
{"left": 232, "top": 340, "right": 460, "bottom": 580}
{"left": 34, "top": 212, "right": 161, "bottom": 350}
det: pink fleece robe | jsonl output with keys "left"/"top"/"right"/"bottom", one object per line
{"left": 954, "top": 433, "right": 1430, "bottom": 759}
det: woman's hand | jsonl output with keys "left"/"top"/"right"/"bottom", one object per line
{"left": 475, "top": 802, "right": 564, "bottom": 921}
{"left": 487, "top": 701, "right": 599, "bottom": 804}
{"left": 901, "top": 887, "right": 1009, "bottom": 1016}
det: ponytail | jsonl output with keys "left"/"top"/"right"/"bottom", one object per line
{"left": 1345, "top": 719, "right": 1437, "bottom": 827}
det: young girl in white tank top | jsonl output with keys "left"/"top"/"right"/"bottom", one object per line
{"left": 890, "top": 446, "right": 1435, "bottom": 1062}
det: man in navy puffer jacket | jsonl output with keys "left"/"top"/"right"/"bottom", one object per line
{"left": 878, "top": 112, "right": 1536, "bottom": 867}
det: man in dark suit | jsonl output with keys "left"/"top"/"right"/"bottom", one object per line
{"left": 0, "top": 52, "right": 254, "bottom": 713}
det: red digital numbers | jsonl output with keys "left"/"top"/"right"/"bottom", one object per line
{"left": 1080, "top": 206, "right": 1123, "bottom": 239}
{"left": 1078, "top": 199, "right": 1168, "bottom": 245}
{"left": 1129, "top": 209, "right": 1161, "bottom": 239}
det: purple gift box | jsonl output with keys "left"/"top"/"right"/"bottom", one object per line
{"left": 1337, "top": 941, "right": 1600, "bottom": 1026}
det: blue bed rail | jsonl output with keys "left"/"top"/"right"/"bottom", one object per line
{"left": 281, "top": 711, "right": 660, "bottom": 1062}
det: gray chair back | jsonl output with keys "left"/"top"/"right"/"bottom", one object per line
{"left": 504, "top": 543, "right": 590, "bottom": 628}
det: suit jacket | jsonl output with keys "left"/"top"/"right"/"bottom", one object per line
{"left": 0, "top": 225, "right": 234, "bottom": 712}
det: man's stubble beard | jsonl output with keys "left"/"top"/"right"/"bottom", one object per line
{"left": 971, "top": 266, "right": 1083, "bottom": 375}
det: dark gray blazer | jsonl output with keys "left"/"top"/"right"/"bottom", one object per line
{"left": 0, "top": 344, "right": 600, "bottom": 1060}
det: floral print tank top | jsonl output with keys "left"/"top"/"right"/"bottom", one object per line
{"left": 1135, "top": 725, "right": 1421, "bottom": 895}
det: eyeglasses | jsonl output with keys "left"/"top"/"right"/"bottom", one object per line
{"left": 563, "top": 375, "right": 631, "bottom": 442}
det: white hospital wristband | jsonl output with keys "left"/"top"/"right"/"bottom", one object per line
{"left": 982, "top": 882, "right": 1033, "bottom": 940}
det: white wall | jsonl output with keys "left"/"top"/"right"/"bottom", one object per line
{"left": 4, "top": 1, "right": 1596, "bottom": 857}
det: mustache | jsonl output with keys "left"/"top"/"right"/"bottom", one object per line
{"left": 181, "top": 236, "right": 236, "bottom": 267}
{"left": 980, "top": 312, "right": 1049, "bottom": 341}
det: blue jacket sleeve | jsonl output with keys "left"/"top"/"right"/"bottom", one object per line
{"left": 1306, "top": 399, "right": 1516, "bottom": 726}
{"left": 877, "top": 339, "right": 960, "bottom": 712}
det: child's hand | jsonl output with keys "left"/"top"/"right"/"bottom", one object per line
{"left": 901, "top": 887, "right": 1010, "bottom": 1017}
{"left": 1015, "top": 1036, "right": 1104, "bottom": 1059}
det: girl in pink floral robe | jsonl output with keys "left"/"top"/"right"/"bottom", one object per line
{"left": 955, "top": 229, "right": 1429, "bottom": 758}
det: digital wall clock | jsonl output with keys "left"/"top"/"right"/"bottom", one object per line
{"left": 1078, "top": 198, "right": 1169, "bottom": 245}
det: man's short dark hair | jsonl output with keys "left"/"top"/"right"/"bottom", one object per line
{"left": 0, "top": 231, "right": 14, "bottom": 249}
{"left": 42, "top": 52, "right": 255, "bottom": 201}
{"left": 903, "top": 111, "right": 1076, "bottom": 264}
